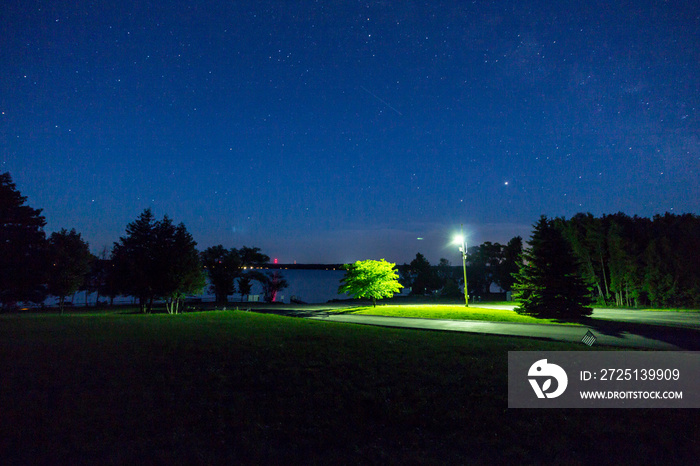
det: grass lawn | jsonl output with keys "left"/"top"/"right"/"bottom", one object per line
{"left": 0, "top": 311, "right": 697, "bottom": 464}
{"left": 347, "top": 304, "right": 583, "bottom": 325}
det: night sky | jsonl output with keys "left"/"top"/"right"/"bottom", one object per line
{"left": 2, "top": 1, "right": 699, "bottom": 264}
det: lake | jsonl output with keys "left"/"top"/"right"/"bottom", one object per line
{"left": 53, "top": 268, "right": 357, "bottom": 306}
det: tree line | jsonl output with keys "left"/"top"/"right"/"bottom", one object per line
{"left": 559, "top": 212, "right": 700, "bottom": 308}
{"left": 3, "top": 171, "right": 697, "bottom": 313}
{"left": 511, "top": 213, "right": 700, "bottom": 320}
{"left": 0, "top": 172, "right": 285, "bottom": 312}
{"left": 398, "top": 237, "right": 524, "bottom": 300}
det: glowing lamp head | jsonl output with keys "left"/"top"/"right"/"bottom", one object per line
{"left": 453, "top": 234, "right": 465, "bottom": 246}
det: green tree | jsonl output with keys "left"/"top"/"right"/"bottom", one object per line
{"left": 47, "top": 229, "right": 92, "bottom": 314}
{"left": 513, "top": 216, "right": 593, "bottom": 319}
{"left": 0, "top": 172, "right": 48, "bottom": 310}
{"left": 339, "top": 259, "right": 403, "bottom": 306}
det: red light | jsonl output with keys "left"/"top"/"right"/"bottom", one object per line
{"left": 274, "top": 258, "right": 278, "bottom": 264}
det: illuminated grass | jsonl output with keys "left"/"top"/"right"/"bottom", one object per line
{"left": 348, "top": 304, "right": 583, "bottom": 325}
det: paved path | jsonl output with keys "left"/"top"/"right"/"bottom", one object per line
{"left": 476, "top": 304, "right": 700, "bottom": 329}
{"left": 308, "top": 314, "right": 700, "bottom": 350}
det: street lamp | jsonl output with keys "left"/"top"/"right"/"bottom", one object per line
{"left": 453, "top": 227, "right": 468, "bottom": 307}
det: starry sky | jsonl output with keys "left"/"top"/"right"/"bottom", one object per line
{"left": 2, "top": 0, "right": 699, "bottom": 264}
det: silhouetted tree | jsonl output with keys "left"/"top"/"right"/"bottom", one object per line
{"left": 47, "top": 229, "right": 92, "bottom": 314}
{"left": 466, "top": 242, "right": 499, "bottom": 297}
{"left": 261, "top": 271, "right": 289, "bottom": 303}
{"left": 111, "top": 209, "right": 159, "bottom": 312}
{"left": 562, "top": 213, "right": 610, "bottom": 304}
{"left": 238, "top": 246, "right": 270, "bottom": 268}
{"left": 498, "top": 236, "right": 523, "bottom": 292}
{"left": 408, "top": 253, "right": 440, "bottom": 295}
{"left": 83, "top": 247, "right": 110, "bottom": 307}
{"left": 238, "top": 246, "right": 270, "bottom": 301}
{"left": 101, "top": 256, "right": 122, "bottom": 306}
{"left": 436, "top": 258, "right": 462, "bottom": 298}
{"left": 237, "top": 275, "right": 252, "bottom": 302}
{"left": 202, "top": 245, "right": 269, "bottom": 305}
{"left": 111, "top": 209, "right": 204, "bottom": 313}
{"left": 154, "top": 217, "right": 206, "bottom": 314}
{"left": 0, "top": 172, "right": 48, "bottom": 310}
{"left": 514, "top": 216, "right": 593, "bottom": 319}
{"left": 201, "top": 246, "right": 240, "bottom": 304}
{"left": 79, "top": 253, "right": 98, "bottom": 307}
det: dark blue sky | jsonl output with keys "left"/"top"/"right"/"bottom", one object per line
{"left": 2, "top": 1, "right": 699, "bottom": 264}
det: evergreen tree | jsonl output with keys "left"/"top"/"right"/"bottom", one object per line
{"left": 514, "top": 216, "right": 593, "bottom": 319}
{"left": 111, "top": 209, "right": 204, "bottom": 313}
{"left": 0, "top": 172, "right": 48, "bottom": 310}
{"left": 111, "top": 209, "right": 159, "bottom": 312}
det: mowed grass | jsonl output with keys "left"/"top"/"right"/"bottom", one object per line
{"left": 348, "top": 304, "right": 583, "bottom": 325}
{"left": 0, "top": 311, "right": 697, "bottom": 464}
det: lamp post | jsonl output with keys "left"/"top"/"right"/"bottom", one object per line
{"left": 454, "top": 227, "right": 469, "bottom": 307}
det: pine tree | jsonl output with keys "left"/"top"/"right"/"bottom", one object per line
{"left": 111, "top": 209, "right": 159, "bottom": 312}
{"left": 0, "top": 172, "right": 48, "bottom": 310}
{"left": 514, "top": 216, "right": 593, "bottom": 319}
{"left": 112, "top": 209, "right": 205, "bottom": 313}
